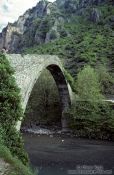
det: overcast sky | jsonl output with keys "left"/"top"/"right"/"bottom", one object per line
{"left": 0, "top": 0, "right": 55, "bottom": 32}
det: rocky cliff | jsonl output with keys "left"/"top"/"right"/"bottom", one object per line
{"left": 0, "top": 0, "right": 113, "bottom": 53}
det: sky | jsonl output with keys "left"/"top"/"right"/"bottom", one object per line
{"left": 0, "top": 0, "right": 55, "bottom": 32}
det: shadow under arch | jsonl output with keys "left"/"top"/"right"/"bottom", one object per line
{"left": 21, "top": 64, "right": 71, "bottom": 131}
{"left": 22, "top": 64, "right": 71, "bottom": 131}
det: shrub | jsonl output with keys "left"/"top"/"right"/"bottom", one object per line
{"left": 76, "top": 65, "right": 104, "bottom": 102}
{"left": 0, "top": 53, "right": 28, "bottom": 164}
{"left": 69, "top": 65, "right": 114, "bottom": 140}
{"left": 0, "top": 143, "right": 34, "bottom": 175}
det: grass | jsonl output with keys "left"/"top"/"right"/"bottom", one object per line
{"left": 0, "top": 143, "right": 36, "bottom": 175}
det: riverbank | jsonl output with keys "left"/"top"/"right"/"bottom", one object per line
{"left": 21, "top": 126, "right": 114, "bottom": 141}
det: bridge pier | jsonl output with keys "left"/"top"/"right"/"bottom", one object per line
{"left": 61, "top": 117, "right": 68, "bottom": 132}
{"left": 61, "top": 110, "right": 70, "bottom": 132}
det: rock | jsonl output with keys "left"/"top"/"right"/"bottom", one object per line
{"left": 107, "top": 15, "right": 114, "bottom": 28}
{"left": 22, "top": 127, "right": 54, "bottom": 135}
{"left": 56, "top": 0, "right": 66, "bottom": 8}
{"left": 0, "top": 0, "right": 110, "bottom": 53}
{"left": 35, "top": 0, "right": 49, "bottom": 17}
{"left": 64, "top": 0, "right": 78, "bottom": 13}
{"left": 110, "top": 16, "right": 114, "bottom": 22}
{"left": 90, "top": 8, "right": 101, "bottom": 23}
{"left": 57, "top": 0, "right": 78, "bottom": 13}
{"left": 45, "top": 19, "right": 61, "bottom": 43}
{"left": 0, "top": 23, "right": 22, "bottom": 52}
{"left": 79, "top": 0, "right": 105, "bottom": 8}
{"left": 0, "top": 159, "right": 10, "bottom": 175}
{"left": 0, "top": 0, "right": 51, "bottom": 52}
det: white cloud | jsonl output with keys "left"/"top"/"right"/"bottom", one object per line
{"left": 0, "top": 0, "right": 55, "bottom": 32}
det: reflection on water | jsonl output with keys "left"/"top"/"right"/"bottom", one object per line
{"left": 23, "top": 133, "right": 114, "bottom": 175}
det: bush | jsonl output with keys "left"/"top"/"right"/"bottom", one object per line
{"left": 0, "top": 144, "right": 34, "bottom": 175}
{"left": 69, "top": 65, "right": 114, "bottom": 140}
{"left": 76, "top": 65, "right": 104, "bottom": 102}
{"left": 70, "top": 100, "right": 114, "bottom": 140}
{"left": 96, "top": 64, "right": 114, "bottom": 95}
{"left": 0, "top": 53, "right": 28, "bottom": 164}
{"left": 64, "top": 69, "right": 76, "bottom": 92}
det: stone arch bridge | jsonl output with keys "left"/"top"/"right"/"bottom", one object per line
{"left": 6, "top": 54, "right": 73, "bottom": 131}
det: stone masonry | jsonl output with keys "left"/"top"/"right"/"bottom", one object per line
{"left": 6, "top": 54, "right": 73, "bottom": 131}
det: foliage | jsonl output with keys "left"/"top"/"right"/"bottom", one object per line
{"left": 0, "top": 145, "right": 34, "bottom": 175}
{"left": 70, "top": 100, "right": 114, "bottom": 140}
{"left": 76, "top": 65, "right": 104, "bottom": 102}
{"left": 24, "top": 3, "right": 114, "bottom": 95}
{"left": 0, "top": 125, "right": 34, "bottom": 175}
{"left": 23, "top": 69, "right": 61, "bottom": 127}
{"left": 49, "top": 30, "right": 59, "bottom": 40}
{"left": 64, "top": 69, "right": 76, "bottom": 92}
{"left": 0, "top": 53, "right": 28, "bottom": 165}
{"left": 0, "top": 125, "right": 6, "bottom": 145}
{"left": 69, "top": 66, "right": 114, "bottom": 140}
{"left": 96, "top": 64, "right": 114, "bottom": 95}
{"left": 37, "top": 16, "right": 54, "bottom": 39}
{"left": 23, "top": 2, "right": 114, "bottom": 140}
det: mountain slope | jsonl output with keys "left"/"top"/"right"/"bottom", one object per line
{"left": 0, "top": 0, "right": 114, "bottom": 94}
{"left": 24, "top": 1, "right": 114, "bottom": 71}
{"left": 0, "top": 0, "right": 114, "bottom": 53}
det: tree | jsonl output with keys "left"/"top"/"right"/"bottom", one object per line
{"left": 96, "top": 64, "right": 114, "bottom": 95}
{"left": 70, "top": 65, "right": 114, "bottom": 140}
{"left": 76, "top": 65, "right": 104, "bottom": 102}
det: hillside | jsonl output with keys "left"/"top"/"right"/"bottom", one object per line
{"left": 0, "top": 1, "right": 114, "bottom": 86}
{"left": 24, "top": 0, "right": 114, "bottom": 76}
{"left": 24, "top": 0, "right": 114, "bottom": 96}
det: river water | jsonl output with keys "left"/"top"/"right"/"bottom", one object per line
{"left": 23, "top": 133, "right": 114, "bottom": 175}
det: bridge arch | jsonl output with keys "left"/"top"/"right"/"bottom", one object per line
{"left": 6, "top": 54, "right": 73, "bottom": 131}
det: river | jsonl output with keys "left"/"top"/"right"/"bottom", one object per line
{"left": 23, "top": 133, "right": 114, "bottom": 175}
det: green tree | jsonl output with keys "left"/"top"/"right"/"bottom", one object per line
{"left": 96, "top": 64, "right": 114, "bottom": 95}
{"left": 76, "top": 65, "right": 104, "bottom": 102}
{"left": 70, "top": 65, "right": 114, "bottom": 140}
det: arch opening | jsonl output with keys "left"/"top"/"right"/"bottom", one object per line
{"left": 21, "top": 64, "right": 71, "bottom": 132}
